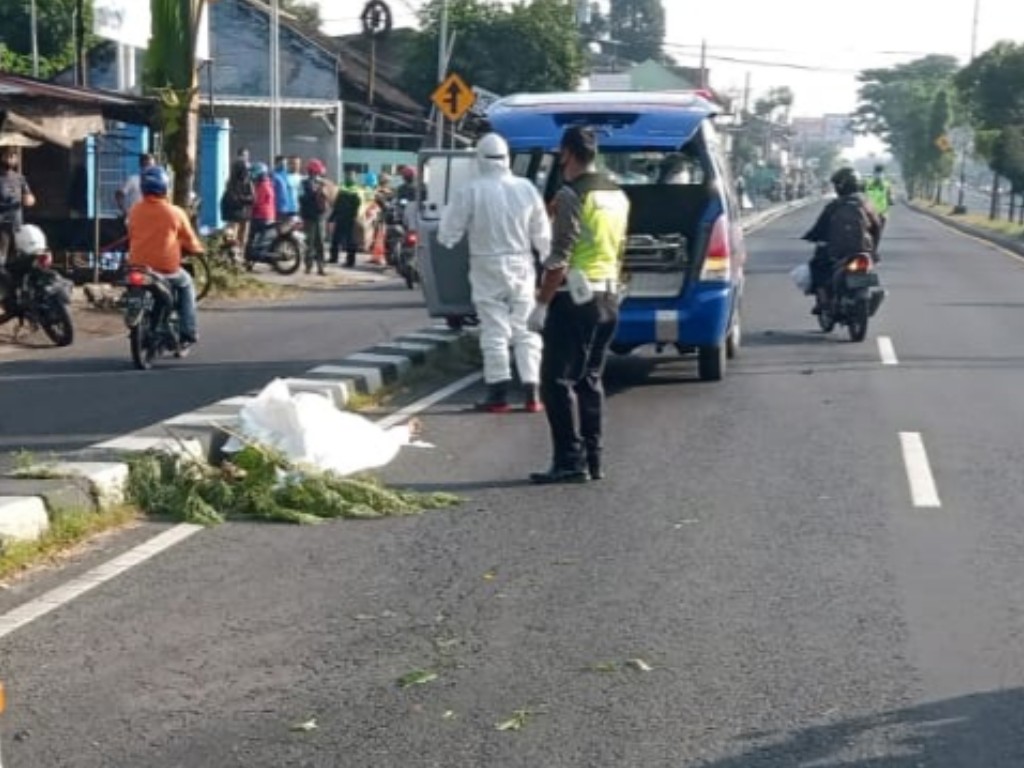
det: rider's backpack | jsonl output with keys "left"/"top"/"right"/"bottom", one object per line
{"left": 827, "top": 195, "right": 873, "bottom": 259}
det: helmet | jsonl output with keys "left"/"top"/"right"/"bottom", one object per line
{"left": 14, "top": 224, "right": 47, "bottom": 256}
{"left": 830, "top": 167, "right": 861, "bottom": 196}
{"left": 306, "top": 158, "right": 326, "bottom": 176}
{"left": 141, "top": 165, "right": 170, "bottom": 197}
{"left": 251, "top": 162, "right": 269, "bottom": 180}
{"left": 399, "top": 165, "right": 416, "bottom": 183}
{"left": 874, "top": 164, "right": 885, "bottom": 174}
{"left": 363, "top": 172, "right": 378, "bottom": 188}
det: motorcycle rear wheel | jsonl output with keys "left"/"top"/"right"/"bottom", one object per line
{"left": 271, "top": 238, "right": 303, "bottom": 275}
{"left": 40, "top": 302, "right": 74, "bottom": 347}
{"left": 847, "top": 300, "right": 870, "bottom": 343}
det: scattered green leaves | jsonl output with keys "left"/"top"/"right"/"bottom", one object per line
{"left": 496, "top": 708, "right": 535, "bottom": 732}
{"left": 126, "top": 446, "right": 460, "bottom": 526}
{"left": 398, "top": 669, "right": 439, "bottom": 688}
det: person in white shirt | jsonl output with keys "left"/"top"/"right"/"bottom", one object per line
{"left": 115, "top": 153, "right": 156, "bottom": 222}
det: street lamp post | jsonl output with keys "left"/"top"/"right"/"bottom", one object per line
{"left": 29, "top": 0, "right": 39, "bottom": 77}
{"left": 954, "top": 0, "right": 981, "bottom": 214}
{"left": 435, "top": 0, "right": 449, "bottom": 148}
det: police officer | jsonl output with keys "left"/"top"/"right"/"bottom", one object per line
{"left": 0, "top": 147, "right": 35, "bottom": 266}
{"left": 865, "top": 164, "right": 893, "bottom": 238}
{"left": 527, "top": 126, "right": 630, "bottom": 484}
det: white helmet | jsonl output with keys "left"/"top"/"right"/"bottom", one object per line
{"left": 476, "top": 133, "right": 509, "bottom": 172}
{"left": 14, "top": 224, "right": 47, "bottom": 256}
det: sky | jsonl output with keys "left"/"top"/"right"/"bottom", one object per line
{"left": 316, "top": 0, "right": 1024, "bottom": 153}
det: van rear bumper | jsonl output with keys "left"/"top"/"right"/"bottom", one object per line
{"left": 615, "top": 283, "right": 736, "bottom": 349}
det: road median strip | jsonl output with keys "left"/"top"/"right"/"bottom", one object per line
{"left": 0, "top": 323, "right": 478, "bottom": 577}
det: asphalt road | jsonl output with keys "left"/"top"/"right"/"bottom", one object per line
{"left": 0, "top": 279, "right": 429, "bottom": 455}
{"left": 4, "top": 204, "right": 1024, "bottom": 765}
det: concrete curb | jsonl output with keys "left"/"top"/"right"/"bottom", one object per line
{"left": 904, "top": 200, "right": 1024, "bottom": 258}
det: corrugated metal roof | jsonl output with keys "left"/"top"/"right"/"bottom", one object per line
{"left": 0, "top": 72, "right": 157, "bottom": 125}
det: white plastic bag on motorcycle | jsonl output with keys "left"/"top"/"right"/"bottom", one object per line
{"left": 790, "top": 263, "right": 812, "bottom": 295}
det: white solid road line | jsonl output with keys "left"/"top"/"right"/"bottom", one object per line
{"left": 900, "top": 432, "right": 942, "bottom": 509}
{"left": 0, "top": 373, "right": 485, "bottom": 642}
{"left": 0, "top": 524, "right": 204, "bottom": 641}
{"left": 878, "top": 336, "right": 899, "bottom": 366}
{"left": 377, "top": 371, "right": 483, "bottom": 430}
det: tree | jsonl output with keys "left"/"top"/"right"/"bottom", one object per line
{"left": 954, "top": 41, "right": 1024, "bottom": 130}
{"left": 926, "top": 89, "right": 955, "bottom": 203}
{"left": 854, "top": 55, "right": 959, "bottom": 197}
{"left": 608, "top": 0, "right": 666, "bottom": 64}
{"left": 403, "top": 0, "right": 584, "bottom": 102}
{"left": 281, "top": 0, "right": 321, "bottom": 33}
{"left": 0, "top": 0, "right": 93, "bottom": 78}
{"left": 145, "top": 0, "right": 206, "bottom": 207}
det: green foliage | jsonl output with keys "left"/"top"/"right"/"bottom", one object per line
{"left": 855, "top": 55, "right": 960, "bottom": 194}
{"left": 608, "top": 0, "right": 666, "bottom": 64}
{"left": 954, "top": 41, "right": 1024, "bottom": 130}
{"left": 281, "top": 0, "right": 321, "bottom": 32}
{"left": 126, "top": 447, "right": 460, "bottom": 526}
{"left": 0, "top": 0, "right": 93, "bottom": 77}
{"left": 992, "top": 126, "right": 1024, "bottom": 194}
{"left": 404, "top": 0, "right": 585, "bottom": 101}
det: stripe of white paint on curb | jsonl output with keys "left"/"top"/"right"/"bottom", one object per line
{"left": 878, "top": 336, "right": 899, "bottom": 366}
{"left": 0, "top": 524, "right": 204, "bottom": 641}
{"left": 900, "top": 432, "right": 941, "bottom": 509}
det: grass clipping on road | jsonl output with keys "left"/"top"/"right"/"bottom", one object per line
{"left": 126, "top": 445, "right": 459, "bottom": 526}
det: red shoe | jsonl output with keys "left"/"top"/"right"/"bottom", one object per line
{"left": 523, "top": 384, "right": 543, "bottom": 413}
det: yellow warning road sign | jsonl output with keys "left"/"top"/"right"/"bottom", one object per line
{"left": 432, "top": 72, "right": 476, "bottom": 122}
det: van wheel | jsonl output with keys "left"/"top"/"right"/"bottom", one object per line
{"left": 726, "top": 315, "right": 741, "bottom": 359}
{"left": 698, "top": 345, "right": 726, "bottom": 381}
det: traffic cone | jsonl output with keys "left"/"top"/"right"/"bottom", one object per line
{"left": 370, "top": 224, "right": 386, "bottom": 266}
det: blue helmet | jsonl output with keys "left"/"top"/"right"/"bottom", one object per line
{"left": 141, "top": 165, "right": 170, "bottom": 197}
{"left": 363, "top": 171, "right": 378, "bottom": 188}
{"left": 251, "top": 162, "right": 269, "bottom": 180}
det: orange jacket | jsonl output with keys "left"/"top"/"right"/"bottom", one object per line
{"left": 127, "top": 196, "right": 204, "bottom": 274}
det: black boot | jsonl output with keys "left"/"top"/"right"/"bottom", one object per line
{"left": 585, "top": 447, "right": 604, "bottom": 481}
{"left": 474, "top": 380, "right": 511, "bottom": 413}
{"left": 529, "top": 464, "right": 589, "bottom": 485}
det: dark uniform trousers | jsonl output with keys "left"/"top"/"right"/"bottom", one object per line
{"left": 540, "top": 290, "right": 619, "bottom": 470}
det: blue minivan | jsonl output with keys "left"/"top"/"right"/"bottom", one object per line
{"left": 486, "top": 91, "right": 747, "bottom": 380}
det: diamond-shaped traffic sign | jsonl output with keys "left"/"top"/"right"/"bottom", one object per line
{"left": 431, "top": 72, "right": 476, "bottom": 123}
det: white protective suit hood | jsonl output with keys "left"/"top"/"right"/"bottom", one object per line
{"left": 476, "top": 133, "right": 511, "bottom": 176}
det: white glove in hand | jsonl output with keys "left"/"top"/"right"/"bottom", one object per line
{"left": 527, "top": 303, "right": 548, "bottom": 333}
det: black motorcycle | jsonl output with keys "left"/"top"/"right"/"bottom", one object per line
{"left": 813, "top": 246, "right": 886, "bottom": 342}
{"left": 0, "top": 250, "right": 74, "bottom": 346}
{"left": 122, "top": 266, "right": 187, "bottom": 369}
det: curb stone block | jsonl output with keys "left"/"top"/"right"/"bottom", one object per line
{"left": 307, "top": 365, "right": 381, "bottom": 393}
{"left": 0, "top": 477, "right": 96, "bottom": 515}
{"left": 0, "top": 497, "right": 50, "bottom": 542}
{"left": 49, "top": 462, "right": 130, "bottom": 509}
{"left": 284, "top": 378, "right": 352, "bottom": 408}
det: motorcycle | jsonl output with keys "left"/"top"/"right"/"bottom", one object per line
{"left": 812, "top": 246, "right": 886, "bottom": 342}
{"left": 0, "top": 248, "right": 74, "bottom": 346}
{"left": 383, "top": 200, "right": 420, "bottom": 290}
{"left": 218, "top": 218, "right": 304, "bottom": 274}
{"left": 122, "top": 266, "right": 187, "bottom": 369}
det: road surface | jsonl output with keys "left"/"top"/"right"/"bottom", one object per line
{"left": 3, "top": 204, "right": 1024, "bottom": 766}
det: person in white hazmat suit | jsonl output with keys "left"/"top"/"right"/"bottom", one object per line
{"left": 438, "top": 133, "right": 552, "bottom": 413}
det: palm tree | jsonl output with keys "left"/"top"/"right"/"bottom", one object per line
{"left": 144, "top": 0, "right": 206, "bottom": 207}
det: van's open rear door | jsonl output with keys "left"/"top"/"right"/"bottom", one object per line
{"left": 415, "top": 150, "right": 477, "bottom": 319}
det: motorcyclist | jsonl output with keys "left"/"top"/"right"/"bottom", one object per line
{"left": 438, "top": 132, "right": 552, "bottom": 413}
{"left": 0, "top": 224, "right": 48, "bottom": 321}
{"left": 865, "top": 163, "right": 894, "bottom": 236}
{"left": 127, "top": 165, "right": 204, "bottom": 351}
{"left": 802, "top": 167, "right": 882, "bottom": 314}
{"left": 0, "top": 147, "right": 35, "bottom": 266}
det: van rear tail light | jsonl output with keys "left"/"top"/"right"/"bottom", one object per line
{"left": 699, "top": 216, "right": 731, "bottom": 282}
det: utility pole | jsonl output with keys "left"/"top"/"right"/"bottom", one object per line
{"left": 955, "top": 0, "right": 981, "bottom": 214}
{"left": 30, "top": 0, "right": 39, "bottom": 77}
{"left": 270, "top": 0, "right": 281, "bottom": 160}
{"left": 74, "top": 0, "right": 86, "bottom": 86}
{"left": 435, "top": 0, "right": 450, "bottom": 148}
{"left": 699, "top": 39, "right": 708, "bottom": 89}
